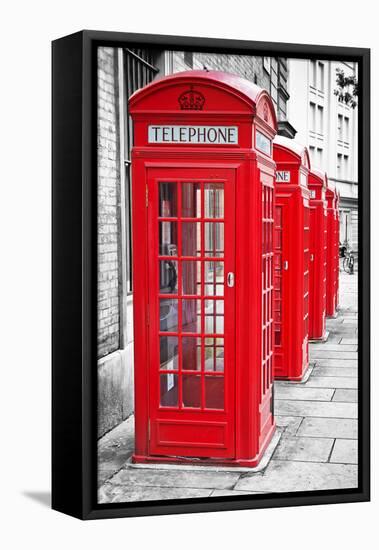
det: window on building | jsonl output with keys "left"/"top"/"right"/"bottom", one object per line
{"left": 184, "top": 51, "right": 193, "bottom": 68}
{"left": 310, "top": 60, "right": 317, "bottom": 88}
{"left": 263, "top": 57, "right": 271, "bottom": 73}
{"left": 270, "top": 59, "right": 278, "bottom": 106}
{"left": 337, "top": 114, "right": 343, "bottom": 141}
{"left": 310, "top": 102, "right": 316, "bottom": 132}
{"left": 344, "top": 117, "right": 350, "bottom": 143}
{"left": 309, "top": 145, "right": 316, "bottom": 164}
{"left": 317, "top": 148, "right": 323, "bottom": 166}
{"left": 343, "top": 155, "right": 349, "bottom": 179}
{"left": 317, "top": 105, "right": 324, "bottom": 135}
{"left": 318, "top": 62, "right": 324, "bottom": 92}
{"left": 337, "top": 153, "right": 343, "bottom": 178}
{"left": 278, "top": 95, "right": 286, "bottom": 122}
{"left": 123, "top": 48, "right": 160, "bottom": 292}
{"left": 271, "top": 82, "right": 277, "bottom": 105}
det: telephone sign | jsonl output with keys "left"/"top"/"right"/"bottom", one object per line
{"left": 256, "top": 130, "right": 271, "bottom": 155}
{"left": 276, "top": 171, "right": 291, "bottom": 183}
{"left": 148, "top": 125, "right": 239, "bottom": 144}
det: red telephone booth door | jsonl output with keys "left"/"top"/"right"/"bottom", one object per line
{"left": 273, "top": 201, "right": 287, "bottom": 376}
{"left": 147, "top": 167, "right": 236, "bottom": 459}
{"left": 309, "top": 203, "right": 327, "bottom": 339}
{"left": 273, "top": 196, "right": 309, "bottom": 379}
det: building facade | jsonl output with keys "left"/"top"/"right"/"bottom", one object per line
{"left": 97, "top": 47, "right": 293, "bottom": 437}
{"left": 287, "top": 58, "right": 358, "bottom": 250}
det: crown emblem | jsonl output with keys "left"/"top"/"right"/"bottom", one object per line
{"left": 178, "top": 86, "right": 205, "bottom": 110}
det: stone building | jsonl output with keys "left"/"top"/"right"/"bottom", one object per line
{"left": 97, "top": 47, "right": 294, "bottom": 437}
{"left": 287, "top": 58, "right": 358, "bottom": 250}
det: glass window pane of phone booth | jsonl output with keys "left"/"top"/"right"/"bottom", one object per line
{"left": 159, "top": 182, "right": 177, "bottom": 217}
{"left": 182, "top": 182, "right": 201, "bottom": 218}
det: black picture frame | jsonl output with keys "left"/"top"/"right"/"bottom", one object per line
{"left": 52, "top": 30, "right": 370, "bottom": 520}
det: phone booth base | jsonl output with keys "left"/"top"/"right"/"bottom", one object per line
{"left": 129, "top": 71, "right": 278, "bottom": 467}
{"left": 309, "top": 331, "right": 329, "bottom": 343}
{"left": 132, "top": 424, "right": 276, "bottom": 467}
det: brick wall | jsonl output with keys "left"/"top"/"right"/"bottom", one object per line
{"left": 97, "top": 47, "right": 121, "bottom": 359}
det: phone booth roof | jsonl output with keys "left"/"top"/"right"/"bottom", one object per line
{"left": 128, "top": 70, "right": 277, "bottom": 146}
{"left": 273, "top": 135, "right": 311, "bottom": 170}
{"left": 324, "top": 171, "right": 336, "bottom": 204}
{"left": 309, "top": 167, "right": 327, "bottom": 190}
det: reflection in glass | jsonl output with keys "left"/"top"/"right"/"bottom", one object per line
{"left": 205, "top": 376, "right": 224, "bottom": 409}
{"left": 205, "top": 299, "right": 224, "bottom": 334}
{"left": 182, "top": 260, "right": 201, "bottom": 296}
{"left": 204, "top": 338, "right": 224, "bottom": 371}
{"left": 204, "top": 183, "right": 224, "bottom": 218}
{"left": 204, "top": 261, "right": 224, "bottom": 296}
{"left": 159, "top": 222, "right": 178, "bottom": 256}
{"left": 182, "top": 299, "right": 201, "bottom": 333}
{"left": 159, "top": 298, "right": 178, "bottom": 332}
{"left": 205, "top": 222, "right": 224, "bottom": 256}
{"left": 159, "top": 182, "right": 177, "bottom": 217}
{"left": 160, "top": 374, "right": 178, "bottom": 407}
{"left": 159, "top": 336, "right": 178, "bottom": 370}
{"left": 182, "top": 337, "right": 201, "bottom": 371}
{"left": 181, "top": 222, "right": 201, "bottom": 257}
{"left": 159, "top": 260, "right": 178, "bottom": 294}
{"left": 182, "top": 375, "right": 201, "bottom": 408}
{"left": 182, "top": 183, "right": 201, "bottom": 218}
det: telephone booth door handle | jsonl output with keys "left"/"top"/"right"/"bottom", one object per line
{"left": 227, "top": 272, "right": 235, "bottom": 287}
{"left": 283, "top": 261, "right": 289, "bottom": 271}
{"left": 310, "top": 254, "right": 314, "bottom": 262}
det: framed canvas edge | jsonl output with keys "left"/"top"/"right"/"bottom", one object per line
{"left": 52, "top": 30, "right": 370, "bottom": 521}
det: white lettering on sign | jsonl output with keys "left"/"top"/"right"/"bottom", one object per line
{"left": 276, "top": 171, "right": 291, "bottom": 183}
{"left": 256, "top": 130, "right": 271, "bottom": 155}
{"left": 148, "top": 125, "right": 238, "bottom": 144}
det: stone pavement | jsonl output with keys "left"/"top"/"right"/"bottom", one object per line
{"left": 98, "top": 269, "right": 358, "bottom": 503}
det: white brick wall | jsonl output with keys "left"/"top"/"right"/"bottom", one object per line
{"left": 97, "top": 47, "right": 121, "bottom": 359}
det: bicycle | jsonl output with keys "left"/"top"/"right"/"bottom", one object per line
{"left": 342, "top": 250, "right": 355, "bottom": 274}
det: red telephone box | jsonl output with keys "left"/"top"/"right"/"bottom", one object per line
{"left": 129, "top": 70, "right": 277, "bottom": 466}
{"left": 273, "top": 136, "right": 310, "bottom": 380}
{"left": 335, "top": 191, "right": 340, "bottom": 310}
{"left": 308, "top": 168, "right": 327, "bottom": 340}
{"left": 326, "top": 179, "right": 337, "bottom": 317}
